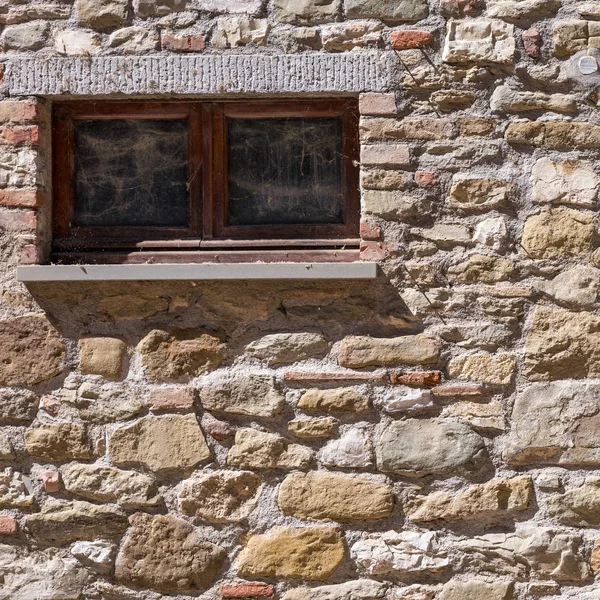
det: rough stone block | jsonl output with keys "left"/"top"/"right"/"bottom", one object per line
{"left": 278, "top": 471, "right": 393, "bottom": 521}
{"left": 0, "top": 389, "right": 39, "bottom": 424}
{"left": 359, "top": 93, "right": 397, "bottom": 116}
{"left": 505, "top": 382, "right": 600, "bottom": 465}
{"left": 361, "top": 144, "right": 411, "bottom": 167}
{"left": 221, "top": 582, "right": 275, "bottom": 598}
{"left": 62, "top": 464, "right": 162, "bottom": 508}
{"left": 212, "top": 16, "right": 269, "bottom": 48}
{"left": 338, "top": 334, "right": 440, "bottom": 368}
{"left": 80, "top": 337, "right": 126, "bottom": 380}
{"left": 245, "top": 333, "right": 328, "bottom": 365}
{"left": 273, "top": 0, "right": 340, "bottom": 24}
{"left": 108, "top": 26, "right": 159, "bottom": 52}
{"left": 25, "top": 422, "right": 91, "bottom": 461}
{"left": 448, "top": 177, "right": 508, "bottom": 212}
{"left": 376, "top": 419, "right": 488, "bottom": 477}
{"left": 405, "top": 476, "right": 533, "bottom": 522}
{"left": 179, "top": 471, "right": 262, "bottom": 522}
{"left": 147, "top": 386, "right": 195, "bottom": 411}
{"left": 76, "top": 0, "right": 128, "bottom": 29}
{"left": 521, "top": 208, "right": 594, "bottom": 259}
{"left": 138, "top": 328, "right": 226, "bottom": 380}
{"left": 282, "top": 581, "right": 388, "bottom": 600}
{"left": 26, "top": 501, "right": 128, "bottom": 544}
{"left": 227, "top": 428, "right": 313, "bottom": 470}
{"left": 531, "top": 158, "right": 598, "bottom": 206}
{"left": 109, "top": 414, "right": 211, "bottom": 474}
{"left": 439, "top": 580, "right": 515, "bottom": 599}
{"left": 288, "top": 417, "right": 336, "bottom": 438}
{"left": 351, "top": 531, "right": 449, "bottom": 574}
{"left": 298, "top": 388, "right": 370, "bottom": 412}
{"left": 321, "top": 21, "right": 382, "bottom": 51}
{"left": 200, "top": 373, "right": 284, "bottom": 417}
{"left": 115, "top": 513, "right": 226, "bottom": 592}
{"left": 1, "top": 22, "right": 48, "bottom": 51}
{"left": 447, "top": 254, "right": 514, "bottom": 284}
{"left": 443, "top": 19, "right": 516, "bottom": 64}
{"left": 448, "top": 352, "right": 516, "bottom": 385}
{"left": 236, "top": 526, "right": 345, "bottom": 580}
{"left": 133, "top": 0, "right": 187, "bottom": 17}
{"left": 345, "top": 0, "right": 428, "bottom": 21}
{"left": 0, "top": 315, "right": 65, "bottom": 387}
{"left": 552, "top": 20, "right": 588, "bottom": 56}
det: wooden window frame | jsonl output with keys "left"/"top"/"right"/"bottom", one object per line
{"left": 52, "top": 99, "right": 360, "bottom": 261}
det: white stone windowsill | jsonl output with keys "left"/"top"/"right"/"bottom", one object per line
{"left": 16, "top": 262, "right": 378, "bottom": 282}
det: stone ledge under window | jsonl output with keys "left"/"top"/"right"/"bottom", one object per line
{"left": 4, "top": 53, "right": 396, "bottom": 96}
{"left": 16, "top": 262, "right": 378, "bottom": 282}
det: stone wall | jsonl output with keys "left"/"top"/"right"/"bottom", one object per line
{"left": 2, "top": 0, "right": 600, "bottom": 599}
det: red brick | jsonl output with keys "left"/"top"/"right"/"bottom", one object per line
{"left": 415, "top": 171, "right": 439, "bottom": 187}
{"left": 283, "top": 370, "right": 387, "bottom": 383}
{"left": 391, "top": 30, "right": 432, "bottom": 50}
{"left": 0, "top": 125, "right": 39, "bottom": 145}
{"left": 0, "top": 516, "right": 18, "bottom": 535}
{"left": 360, "top": 218, "right": 382, "bottom": 241}
{"left": 0, "top": 101, "right": 38, "bottom": 123}
{"left": 390, "top": 371, "right": 442, "bottom": 387}
{"left": 360, "top": 240, "right": 387, "bottom": 261}
{"left": 221, "top": 583, "right": 275, "bottom": 598}
{"left": 161, "top": 32, "right": 206, "bottom": 52}
{"left": 40, "top": 394, "right": 60, "bottom": 416}
{"left": 0, "top": 189, "right": 45, "bottom": 208}
{"left": 20, "top": 244, "right": 38, "bottom": 265}
{"left": 431, "top": 383, "right": 486, "bottom": 398}
{"left": 148, "top": 387, "right": 195, "bottom": 412}
{"left": 41, "top": 471, "right": 60, "bottom": 493}
{"left": 202, "top": 415, "right": 233, "bottom": 441}
{"left": 523, "top": 28, "right": 541, "bottom": 58}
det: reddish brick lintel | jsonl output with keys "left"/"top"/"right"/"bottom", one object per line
{"left": 431, "top": 383, "right": 486, "bottom": 398}
{"left": 0, "top": 188, "right": 46, "bottom": 208}
{"left": 221, "top": 582, "right": 275, "bottom": 598}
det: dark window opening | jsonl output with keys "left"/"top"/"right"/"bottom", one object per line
{"left": 52, "top": 99, "right": 360, "bottom": 264}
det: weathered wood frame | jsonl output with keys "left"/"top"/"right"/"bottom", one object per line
{"left": 52, "top": 99, "right": 360, "bottom": 263}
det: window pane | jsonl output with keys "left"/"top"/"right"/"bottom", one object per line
{"left": 227, "top": 116, "right": 344, "bottom": 227}
{"left": 73, "top": 119, "right": 189, "bottom": 228}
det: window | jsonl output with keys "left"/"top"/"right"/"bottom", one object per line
{"left": 52, "top": 100, "right": 360, "bottom": 264}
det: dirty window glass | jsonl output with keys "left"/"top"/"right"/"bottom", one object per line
{"left": 226, "top": 116, "right": 344, "bottom": 226}
{"left": 73, "top": 119, "right": 189, "bottom": 228}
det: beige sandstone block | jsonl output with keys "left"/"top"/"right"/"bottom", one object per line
{"left": 448, "top": 352, "right": 515, "bottom": 385}
{"left": 80, "top": 337, "right": 126, "bottom": 379}
{"left": 179, "top": 470, "right": 262, "bottom": 522}
{"left": 278, "top": 471, "right": 393, "bottom": 522}
{"left": 298, "top": 388, "right": 370, "bottom": 413}
{"left": 338, "top": 334, "right": 440, "bottom": 368}
{"left": 109, "top": 414, "right": 211, "bottom": 474}
{"left": 405, "top": 476, "right": 533, "bottom": 522}
{"left": 236, "top": 526, "right": 345, "bottom": 580}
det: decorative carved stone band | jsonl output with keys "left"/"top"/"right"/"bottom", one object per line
{"left": 4, "top": 53, "right": 397, "bottom": 96}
